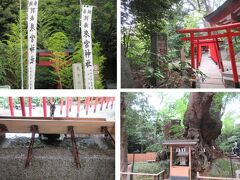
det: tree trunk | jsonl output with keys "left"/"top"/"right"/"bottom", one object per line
{"left": 121, "top": 93, "right": 128, "bottom": 180}
{"left": 183, "top": 92, "right": 223, "bottom": 172}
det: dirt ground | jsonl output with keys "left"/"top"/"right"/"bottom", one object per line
{"left": 0, "top": 134, "right": 115, "bottom": 180}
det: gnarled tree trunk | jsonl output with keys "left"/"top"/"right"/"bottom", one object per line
{"left": 183, "top": 92, "right": 223, "bottom": 172}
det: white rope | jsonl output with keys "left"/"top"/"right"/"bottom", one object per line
{"left": 20, "top": 0, "right": 24, "bottom": 89}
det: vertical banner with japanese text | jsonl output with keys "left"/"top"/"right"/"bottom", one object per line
{"left": 81, "top": 5, "right": 94, "bottom": 89}
{"left": 27, "top": 0, "right": 38, "bottom": 89}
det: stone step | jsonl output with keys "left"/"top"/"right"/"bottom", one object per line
{"left": 222, "top": 69, "right": 240, "bottom": 79}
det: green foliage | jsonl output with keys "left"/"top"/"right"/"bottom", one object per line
{"left": 222, "top": 112, "right": 235, "bottom": 137}
{"left": 145, "top": 143, "right": 163, "bottom": 152}
{"left": 157, "top": 93, "right": 189, "bottom": 124}
{"left": 125, "top": 93, "right": 158, "bottom": 153}
{"left": 133, "top": 161, "right": 169, "bottom": 175}
{"left": 37, "top": 10, "right": 55, "bottom": 49}
{"left": 209, "top": 159, "right": 240, "bottom": 178}
{"left": 2, "top": 10, "right": 27, "bottom": 89}
{"left": 0, "top": 0, "right": 116, "bottom": 88}
{"left": 0, "top": 0, "right": 27, "bottom": 40}
{"left": 124, "top": 0, "right": 180, "bottom": 35}
{"left": 35, "top": 66, "right": 57, "bottom": 89}
{"left": 45, "top": 32, "right": 69, "bottom": 52}
{"left": 169, "top": 124, "right": 184, "bottom": 139}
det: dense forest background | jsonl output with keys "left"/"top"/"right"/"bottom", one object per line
{"left": 121, "top": 92, "right": 240, "bottom": 176}
{"left": 123, "top": 92, "right": 240, "bottom": 153}
{"left": 121, "top": 0, "right": 228, "bottom": 88}
{"left": 0, "top": 0, "right": 116, "bottom": 89}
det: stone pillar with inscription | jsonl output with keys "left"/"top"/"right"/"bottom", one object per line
{"left": 151, "top": 32, "right": 168, "bottom": 57}
{"left": 150, "top": 32, "right": 168, "bottom": 86}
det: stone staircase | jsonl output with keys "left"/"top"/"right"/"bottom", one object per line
{"left": 222, "top": 69, "right": 240, "bottom": 87}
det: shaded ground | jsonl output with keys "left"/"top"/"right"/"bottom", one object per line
{"left": 0, "top": 135, "right": 115, "bottom": 180}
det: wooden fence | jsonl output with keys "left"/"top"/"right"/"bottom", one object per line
{"left": 197, "top": 172, "right": 239, "bottom": 180}
{"left": 128, "top": 152, "right": 157, "bottom": 163}
{"left": 120, "top": 170, "right": 165, "bottom": 180}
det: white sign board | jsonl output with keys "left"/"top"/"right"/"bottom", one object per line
{"left": 27, "top": 0, "right": 39, "bottom": 89}
{"left": 72, "top": 63, "right": 84, "bottom": 89}
{"left": 81, "top": 5, "right": 94, "bottom": 89}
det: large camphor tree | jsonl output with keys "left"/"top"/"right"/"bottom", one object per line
{"left": 183, "top": 92, "right": 225, "bottom": 172}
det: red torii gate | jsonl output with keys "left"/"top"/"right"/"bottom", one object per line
{"left": 177, "top": 22, "right": 240, "bottom": 88}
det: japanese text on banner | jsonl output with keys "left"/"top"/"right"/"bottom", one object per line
{"left": 27, "top": 0, "right": 38, "bottom": 89}
{"left": 81, "top": 5, "right": 94, "bottom": 89}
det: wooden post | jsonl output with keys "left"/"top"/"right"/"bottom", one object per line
{"left": 170, "top": 146, "right": 172, "bottom": 176}
{"left": 8, "top": 97, "right": 14, "bottom": 116}
{"left": 189, "top": 146, "right": 191, "bottom": 180}
{"left": 20, "top": 97, "right": 26, "bottom": 117}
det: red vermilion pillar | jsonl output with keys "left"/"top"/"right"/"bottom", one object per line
{"left": 94, "top": 97, "right": 98, "bottom": 113}
{"left": 196, "top": 41, "right": 200, "bottom": 69}
{"left": 111, "top": 97, "right": 115, "bottom": 109}
{"left": 28, "top": 97, "right": 32, "bottom": 117}
{"left": 20, "top": 97, "right": 26, "bottom": 117}
{"left": 100, "top": 97, "right": 104, "bottom": 111}
{"left": 226, "top": 28, "right": 239, "bottom": 88}
{"left": 190, "top": 32, "right": 195, "bottom": 69}
{"left": 43, "top": 97, "right": 47, "bottom": 118}
{"left": 8, "top": 97, "right": 14, "bottom": 116}
{"left": 60, "top": 97, "right": 64, "bottom": 115}
{"left": 190, "top": 33, "right": 196, "bottom": 88}
{"left": 50, "top": 97, "right": 53, "bottom": 104}
{"left": 77, "top": 97, "right": 81, "bottom": 117}
{"left": 90, "top": 97, "right": 93, "bottom": 108}
{"left": 68, "top": 97, "right": 72, "bottom": 112}
{"left": 105, "top": 97, "right": 110, "bottom": 109}
{"left": 85, "top": 97, "right": 90, "bottom": 115}
{"left": 66, "top": 97, "right": 69, "bottom": 117}
{"left": 84, "top": 97, "right": 87, "bottom": 109}
{"left": 216, "top": 40, "right": 224, "bottom": 72}
{"left": 213, "top": 42, "right": 220, "bottom": 67}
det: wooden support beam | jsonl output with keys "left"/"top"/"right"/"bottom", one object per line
{"left": 0, "top": 118, "right": 115, "bottom": 135}
{"left": 25, "top": 125, "right": 38, "bottom": 168}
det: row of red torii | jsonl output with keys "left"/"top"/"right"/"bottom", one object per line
{"left": 8, "top": 97, "right": 115, "bottom": 117}
{"left": 177, "top": 22, "right": 240, "bottom": 88}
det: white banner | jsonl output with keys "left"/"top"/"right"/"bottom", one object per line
{"left": 81, "top": 5, "right": 94, "bottom": 89}
{"left": 27, "top": 0, "right": 39, "bottom": 89}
